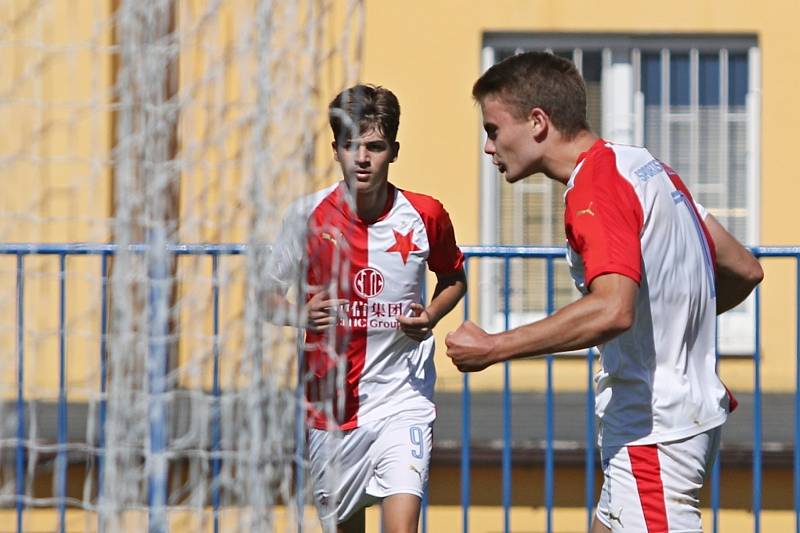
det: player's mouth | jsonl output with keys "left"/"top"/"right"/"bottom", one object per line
{"left": 354, "top": 169, "right": 372, "bottom": 181}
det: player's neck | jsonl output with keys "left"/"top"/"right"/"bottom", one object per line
{"left": 542, "top": 130, "right": 599, "bottom": 185}
{"left": 355, "top": 181, "right": 390, "bottom": 223}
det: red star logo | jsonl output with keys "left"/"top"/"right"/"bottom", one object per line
{"left": 385, "top": 229, "right": 420, "bottom": 264}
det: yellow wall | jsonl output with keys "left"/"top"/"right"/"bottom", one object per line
{"left": 4, "top": 0, "right": 795, "bottom": 396}
{"left": 0, "top": 0, "right": 112, "bottom": 401}
{"left": 357, "top": 0, "right": 800, "bottom": 393}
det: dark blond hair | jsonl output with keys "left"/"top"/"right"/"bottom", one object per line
{"left": 472, "top": 52, "right": 589, "bottom": 138}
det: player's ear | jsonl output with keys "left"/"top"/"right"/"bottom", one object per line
{"left": 528, "top": 107, "right": 548, "bottom": 140}
{"left": 331, "top": 140, "right": 340, "bottom": 162}
{"left": 391, "top": 141, "right": 400, "bottom": 162}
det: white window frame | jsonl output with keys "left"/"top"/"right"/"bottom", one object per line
{"left": 478, "top": 34, "right": 760, "bottom": 355}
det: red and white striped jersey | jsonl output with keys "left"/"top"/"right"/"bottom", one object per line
{"left": 564, "top": 139, "right": 734, "bottom": 447}
{"left": 268, "top": 181, "right": 464, "bottom": 430}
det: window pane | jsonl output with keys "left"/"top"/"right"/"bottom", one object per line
{"left": 729, "top": 52, "right": 749, "bottom": 107}
{"left": 670, "top": 53, "right": 690, "bottom": 106}
{"left": 642, "top": 52, "right": 661, "bottom": 105}
{"left": 583, "top": 51, "right": 603, "bottom": 133}
{"left": 553, "top": 49, "right": 573, "bottom": 60}
{"left": 727, "top": 119, "right": 749, "bottom": 242}
{"left": 582, "top": 50, "right": 602, "bottom": 82}
{"left": 699, "top": 53, "right": 720, "bottom": 106}
{"left": 698, "top": 107, "right": 722, "bottom": 186}
{"left": 668, "top": 120, "right": 692, "bottom": 179}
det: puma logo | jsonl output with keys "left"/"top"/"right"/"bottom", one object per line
{"left": 321, "top": 232, "right": 338, "bottom": 246}
{"left": 576, "top": 201, "right": 595, "bottom": 217}
{"left": 409, "top": 464, "right": 423, "bottom": 482}
{"left": 608, "top": 507, "right": 623, "bottom": 527}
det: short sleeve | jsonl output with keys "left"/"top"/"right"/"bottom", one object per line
{"left": 265, "top": 202, "right": 307, "bottom": 294}
{"left": 426, "top": 203, "right": 465, "bottom": 275}
{"left": 564, "top": 151, "right": 645, "bottom": 288}
{"left": 400, "top": 190, "right": 465, "bottom": 275}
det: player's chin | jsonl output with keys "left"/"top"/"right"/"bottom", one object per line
{"left": 504, "top": 170, "right": 526, "bottom": 183}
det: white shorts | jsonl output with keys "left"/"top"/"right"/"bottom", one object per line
{"left": 595, "top": 427, "right": 720, "bottom": 533}
{"left": 308, "top": 410, "right": 433, "bottom": 525}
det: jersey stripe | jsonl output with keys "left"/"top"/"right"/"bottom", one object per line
{"left": 628, "top": 445, "right": 669, "bottom": 533}
{"left": 344, "top": 221, "right": 369, "bottom": 427}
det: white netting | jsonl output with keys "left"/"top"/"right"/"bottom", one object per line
{"left": 0, "top": 0, "right": 362, "bottom": 531}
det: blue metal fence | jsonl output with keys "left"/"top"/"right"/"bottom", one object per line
{"left": 1, "top": 243, "right": 798, "bottom": 533}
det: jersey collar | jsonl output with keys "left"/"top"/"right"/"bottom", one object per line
{"left": 339, "top": 181, "right": 397, "bottom": 225}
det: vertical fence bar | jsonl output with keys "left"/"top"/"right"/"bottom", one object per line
{"left": 502, "top": 256, "right": 512, "bottom": 533}
{"left": 294, "top": 311, "right": 306, "bottom": 533}
{"left": 421, "top": 485, "right": 429, "bottom": 533}
{"left": 545, "top": 257, "right": 555, "bottom": 533}
{"left": 148, "top": 243, "right": 169, "bottom": 533}
{"left": 585, "top": 347, "right": 595, "bottom": 531}
{"left": 712, "top": 316, "right": 721, "bottom": 533}
{"left": 794, "top": 254, "right": 800, "bottom": 533}
{"left": 461, "top": 258, "right": 471, "bottom": 533}
{"left": 753, "top": 285, "right": 762, "bottom": 533}
{"left": 461, "top": 369, "right": 471, "bottom": 533}
{"left": 15, "top": 254, "right": 25, "bottom": 533}
{"left": 56, "top": 254, "right": 68, "bottom": 532}
{"left": 796, "top": 255, "right": 800, "bottom": 533}
{"left": 211, "top": 254, "right": 221, "bottom": 533}
{"left": 420, "top": 279, "right": 428, "bottom": 533}
{"left": 98, "top": 254, "right": 109, "bottom": 533}
{"left": 711, "top": 453, "right": 721, "bottom": 532}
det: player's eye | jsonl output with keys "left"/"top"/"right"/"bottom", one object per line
{"left": 365, "top": 142, "right": 387, "bottom": 153}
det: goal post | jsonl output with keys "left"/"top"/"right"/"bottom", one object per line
{"left": 0, "top": 1, "right": 363, "bottom": 531}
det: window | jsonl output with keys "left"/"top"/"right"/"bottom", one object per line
{"left": 478, "top": 34, "right": 760, "bottom": 355}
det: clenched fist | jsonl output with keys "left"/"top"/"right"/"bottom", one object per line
{"left": 445, "top": 320, "right": 498, "bottom": 372}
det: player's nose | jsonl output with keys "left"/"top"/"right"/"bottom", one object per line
{"left": 355, "top": 144, "right": 369, "bottom": 162}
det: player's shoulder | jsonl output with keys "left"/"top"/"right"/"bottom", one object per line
{"left": 396, "top": 187, "right": 447, "bottom": 218}
{"left": 574, "top": 141, "right": 654, "bottom": 190}
{"left": 286, "top": 181, "right": 342, "bottom": 219}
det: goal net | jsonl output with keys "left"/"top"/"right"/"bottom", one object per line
{"left": 0, "top": 0, "right": 363, "bottom": 531}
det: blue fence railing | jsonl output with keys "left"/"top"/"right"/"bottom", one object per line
{"left": 1, "top": 243, "right": 798, "bottom": 533}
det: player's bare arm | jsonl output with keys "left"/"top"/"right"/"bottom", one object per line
{"left": 263, "top": 288, "right": 347, "bottom": 332}
{"left": 705, "top": 213, "right": 764, "bottom": 315}
{"left": 445, "top": 273, "right": 637, "bottom": 372}
{"left": 397, "top": 270, "right": 467, "bottom": 342}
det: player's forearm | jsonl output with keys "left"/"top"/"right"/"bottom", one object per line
{"left": 493, "top": 291, "right": 632, "bottom": 363}
{"left": 262, "top": 291, "right": 301, "bottom": 327}
{"left": 716, "top": 265, "right": 763, "bottom": 314}
{"left": 426, "top": 272, "right": 467, "bottom": 327}
{"left": 703, "top": 214, "right": 764, "bottom": 315}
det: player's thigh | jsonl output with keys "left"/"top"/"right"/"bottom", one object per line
{"left": 657, "top": 428, "right": 719, "bottom": 532}
{"left": 590, "top": 515, "right": 612, "bottom": 533}
{"left": 337, "top": 508, "right": 365, "bottom": 533}
{"left": 367, "top": 411, "right": 433, "bottom": 499}
{"left": 309, "top": 426, "right": 379, "bottom": 524}
{"left": 382, "top": 493, "right": 421, "bottom": 533}
{"left": 597, "top": 429, "right": 718, "bottom": 533}
{"left": 597, "top": 443, "right": 670, "bottom": 532}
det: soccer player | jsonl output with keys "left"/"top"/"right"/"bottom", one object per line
{"left": 445, "top": 52, "right": 763, "bottom": 532}
{"left": 265, "top": 84, "right": 467, "bottom": 533}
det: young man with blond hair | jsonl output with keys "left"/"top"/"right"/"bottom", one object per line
{"left": 446, "top": 52, "right": 763, "bottom": 532}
